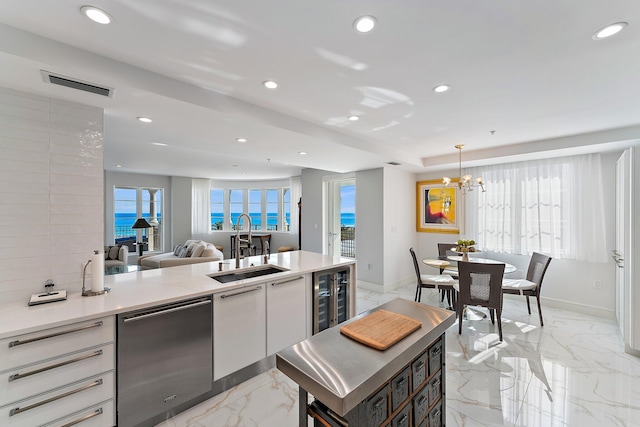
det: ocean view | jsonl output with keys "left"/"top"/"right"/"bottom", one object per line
{"left": 115, "top": 212, "right": 355, "bottom": 230}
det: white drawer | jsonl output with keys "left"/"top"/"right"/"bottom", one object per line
{"left": 41, "top": 399, "right": 115, "bottom": 427}
{"left": 0, "top": 343, "right": 115, "bottom": 407}
{"left": 0, "top": 372, "right": 114, "bottom": 427}
{"left": 0, "top": 317, "right": 114, "bottom": 372}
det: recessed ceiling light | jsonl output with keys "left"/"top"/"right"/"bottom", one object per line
{"left": 298, "top": 151, "right": 307, "bottom": 155}
{"left": 348, "top": 115, "right": 360, "bottom": 121}
{"left": 151, "top": 142, "right": 167, "bottom": 146}
{"left": 354, "top": 16, "right": 377, "bottom": 33}
{"left": 115, "top": 164, "right": 122, "bottom": 168}
{"left": 137, "top": 117, "right": 152, "bottom": 123}
{"left": 433, "top": 84, "right": 451, "bottom": 93}
{"left": 593, "top": 22, "right": 628, "bottom": 39}
{"left": 263, "top": 80, "right": 278, "bottom": 89}
{"left": 80, "top": 6, "right": 113, "bottom": 24}
{"left": 236, "top": 137, "right": 247, "bottom": 143}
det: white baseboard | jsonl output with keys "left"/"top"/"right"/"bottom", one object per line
{"left": 357, "top": 277, "right": 413, "bottom": 293}
{"left": 503, "top": 294, "right": 616, "bottom": 320}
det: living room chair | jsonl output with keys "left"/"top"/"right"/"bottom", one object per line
{"left": 501, "top": 252, "right": 552, "bottom": 326}
{"left": 454, "top": 261, "right": 506, "bottom": 341}
{"left": 410, "top": 248, "right": 456, "bottom": 309}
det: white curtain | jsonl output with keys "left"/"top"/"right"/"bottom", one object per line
{"left": 464, "top": 153, "right": 608, "bottom": 262}
{"left": 191, "top": 178, "right": 211, "bottom": 235}
{"left": 289, "top": 176, "right": 302, "bottom": 234}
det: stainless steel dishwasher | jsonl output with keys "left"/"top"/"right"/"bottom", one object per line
{"left": 117, "top": 296, "right": 213, "bottom": 427}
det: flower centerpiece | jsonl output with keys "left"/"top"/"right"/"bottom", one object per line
{"left": 456, "top": 239, "right": 476, "bottom": 261}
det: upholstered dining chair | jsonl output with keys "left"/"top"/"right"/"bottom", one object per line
{"left": 437, "top": 243, "right": 458, "bottom": 277}
{"left": 410, "top": 248, "right": 457, "bottom": 309}
{"left": 501, "top": 252, "right": 552, "bottom": 326}
{"left": 454, "top": 261, "right": 506, "bottom": 341}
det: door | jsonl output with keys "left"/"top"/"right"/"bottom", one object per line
{"left": 615, "top": 147, "right": 639, "bottom": 355}
{"left": 323, "top": 177, "right": 356, "bottom": 257}
{"left": 615, "top": 151, "right": 628, "bottom": 337}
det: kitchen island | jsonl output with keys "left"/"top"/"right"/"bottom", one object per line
{"left": 277, "top": 298, "right": 455, "bottom": 427}
{"left": 0, "top": 250, "right": 355, "bottom": 427}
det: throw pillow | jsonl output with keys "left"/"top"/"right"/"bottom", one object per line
{"left": 178, "top": 247, "right": 189, "bottom": 258}
{"left": 104, "top": 245, "right": 120, "bottom": 260}
{"left": 191, "top": 243, "right": 206, "bottom": 258}
{"left": 184, "top": 240, "right": 199, "bottom": 257}
{"left": 173, "top": 244, "right": 183, "bottom": 256}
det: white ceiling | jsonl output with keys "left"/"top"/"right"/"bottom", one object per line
{"left": 1, "top": 0, "right": 639, "bottom": 180}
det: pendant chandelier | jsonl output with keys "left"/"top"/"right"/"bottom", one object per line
{"left": 442, "top": 144, "right": 485, "bottom": 195}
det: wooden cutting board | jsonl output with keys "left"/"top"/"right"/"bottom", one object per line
{"left": 340, "top": 309, "right": 422, "bottom": 350}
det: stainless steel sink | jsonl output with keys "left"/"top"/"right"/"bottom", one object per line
{"left": 209, "top": 265, "right": 289, "bottom": 283}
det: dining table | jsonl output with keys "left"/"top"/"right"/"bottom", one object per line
{"left": 422, "top": 255, "right": 517, "bottom": 320}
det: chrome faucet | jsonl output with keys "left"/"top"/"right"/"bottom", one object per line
{"left": 263, "top": 240, "right": 270, "bottom": 264}
{"left": 235, "top": 213, "right": 252, "bottom": 268}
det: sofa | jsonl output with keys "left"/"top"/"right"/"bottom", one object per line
{"left": 104, "top": 244, "right": 128, "bottom": 267}
{"left": 137, "top": 239, "right": 224, "bottom": 269}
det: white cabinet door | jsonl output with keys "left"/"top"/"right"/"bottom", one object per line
{"left": 266, "top": 275, "right": 307, "bottom": 355}
{"left": 213, "top": 285, "right": 266, "bottom": 381}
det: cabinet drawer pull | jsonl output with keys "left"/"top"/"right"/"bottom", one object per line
{"left": 9, "top": 350, "right": 103, "bottom": 382}
{"left": 9, "top": 379, "right": 103, "bottom": 417}
{"left": 123, "top": 299, "right": 211, "bottom": 323}
{"left": 220, "top": 285, "right": 262, "bottom": 299}
{"left": 397, "top": 414, "right": 408, "bottom": 426}
{"left": 395, "top": 377, "right": 407, "bottom": 387}
{"left": 8, "top": 322, "right": 103, "bottom": 348}
{"left": 59, "top": 408, "right": 103, "bottom": 427}
{"left": 270, "top": 276, "right": 304, "bottom": 286}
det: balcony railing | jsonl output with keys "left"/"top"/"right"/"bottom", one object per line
{"left": 341, "top": 226, "right": 355, "bottom": 258}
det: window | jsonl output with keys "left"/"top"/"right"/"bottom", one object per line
{"left": 211, "top": 189, "right": 224, "bottom": 230}
{"left": 283, "top": 188, "right": 290, "bottom": 231}
{"left": 209, "top": 186, "right": 291, "bottom": 232}
{"left": 249, "top": 189, "right": 262, "bottom": 229}
{"left": 266, "top": 189, "right": 278, "bottom": 231}
{"left": 114, "top": 186, "right": 164, "bottom": 252}
{"left": 229, "top": 189, "right": 244, "bottom": 230}
{"left": 464, "top": 154, "right": 607, "bottom": 262}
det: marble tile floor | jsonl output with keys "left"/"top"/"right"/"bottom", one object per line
{"left": 156, "top": 284, "right": 640, "bottom": 427}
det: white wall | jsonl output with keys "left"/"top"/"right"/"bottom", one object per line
{"left": 355, "top": 168, "right": 384, "bottom": 287}
{"left": 383, "top": 167, "right": 418, "bottom": 290}
{"left": 301, "top": 168, "right": 332, "bottom": 253}
{"left": 416, "top": 152, "right": 620, "bottom": 317}
{"left": 0, "top": 87, "right": 103, "bottom": 304}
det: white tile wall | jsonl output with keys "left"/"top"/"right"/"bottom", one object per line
{"left": 0, "top": 87, "right": 104, "bottom": 304}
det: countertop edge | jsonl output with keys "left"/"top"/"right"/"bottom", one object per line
{"left": 0, "top": 251, "right": 355, "bottom": 339}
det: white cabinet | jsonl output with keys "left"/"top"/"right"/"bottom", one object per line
{"left": 213, "top": 285, "right": 266, "bottom": 380}
{"left": 0, "top": 317, "right": 115, "bottom": 427}
{"left": 266, "top": 275, "right": 307, "bottom": 355}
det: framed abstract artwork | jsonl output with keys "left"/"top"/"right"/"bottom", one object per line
{"left": 416, "top": 179, "right": 462, "bottom": 233}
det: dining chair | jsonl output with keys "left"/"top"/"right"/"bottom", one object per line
{"left": 410, "top": 248, "right": 457, "bottom": 309}
{"left": 454, "top": 261, "right": 506, "bottom": 341}
{"left": 501, "top": 252, "right": 552, "bottom": 326}
{"left": 437, "top": 243, "right": 459, "bottom": 277}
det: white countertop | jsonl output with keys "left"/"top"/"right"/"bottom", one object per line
{"left": 0, "top": 251, "right": 355, "bottom": 339}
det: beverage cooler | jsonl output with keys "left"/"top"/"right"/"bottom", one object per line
{"left": 313, "top": 267, "right": 352, "bottom": 334}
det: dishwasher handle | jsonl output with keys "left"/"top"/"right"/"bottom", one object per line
{"left": 123, "top": 299, "right": 211, "bottom": 323}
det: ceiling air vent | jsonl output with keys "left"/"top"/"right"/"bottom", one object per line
{"left": 41, "top": 70, "right": 114, "bottom": 98}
